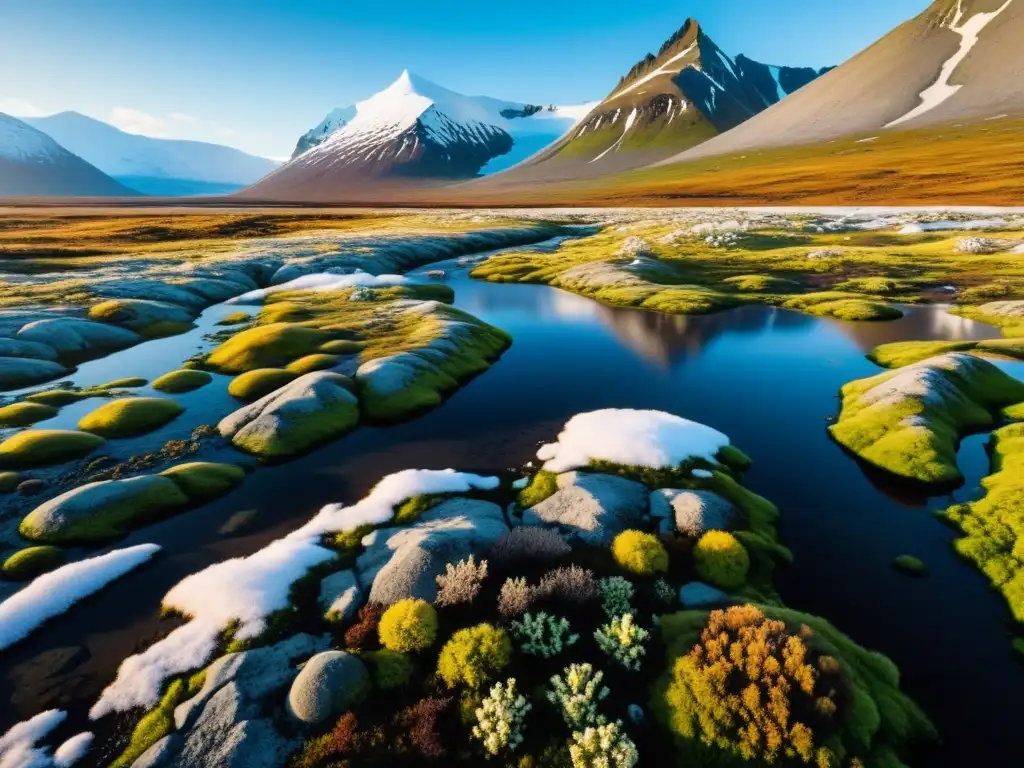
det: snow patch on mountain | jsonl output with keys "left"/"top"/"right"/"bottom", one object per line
{"left": 0, "top": 113, "right": 64, "bottom": 162}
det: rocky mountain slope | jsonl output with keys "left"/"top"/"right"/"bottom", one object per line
{"left": 482, "top": 18, "right": 829, "bottom": 183}
{"left": 0, "top": 113, "right": 136, "bottom": 197}
{"left": 243, "top": 71, "right": 592, "bottom": 199}
{"left": 662, "top": 0, "right": 1023, "bottom": 163}
{"left": 25, "top": 112, "right": 279, "bottom": 195}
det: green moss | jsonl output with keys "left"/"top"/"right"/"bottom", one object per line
{"left": 216, "top": 312, "right": 252, "bottom": 326}
{"left": 1005, "top": 402, "right": 1024, "bottom": 419}
{"left": 78, "top": 397, "right": 184, "bottom": 438}
{"left": 110, "top": 679, "right": 188, "bottom": 768}
{"left": 23, "top": 379, "right": 147, "bottom": 407}
{"left": 97, "top": 378, "right": 149, "bottom": 390}
{"left": 517, "top": 470, "right": 558, "bottom": 508}
{"left": 138, "top": 320, "right": 195, "bottom": 339}
{"left": 152, "top": 369, "right": 213, "bottom": 393}
{"left": 892, "top": 555, "right": 928, "bottom": 577}
{"left": 834, "top": 277, "right": 899, "bottom": 294}
{"left": 285, "top": 353, "right": 341, "bottom": 375}
{"left": 319, "top": 339, "right": 363, "bottom": 355}
{"left": 950, "top": 305, "right": 1024, "bottom": 337}
{"left": 830, "top": 355, "right": 1024, "bottom": 484}
{"left": 0, "top": 429, "right": 105, "bottom": 468}
{"left": 793, "top": 297, "right": 903, "bottom": 322}
{"left": 160, "top": 462, "right": 245, "bottom": 501}
{"left": 0, "top": 401, "right": 58, "bottom": 427}
{"left": 869, "top": 339, "right": 1024, "bottom": 368}
{"left": 19, "top": 474, "right": 190, "bottom": 544}
{"left": 721, "top": 274, "right": 800, "bottom": 292}
{"left": 0, "top": 471, "right": 21, "bottom": 492}
{"left": 363, "top": 649, "right": 415, "bottom": 690}
{"left": 941, "top": 422, "right": 1024, "bottom": 624}
{"left": 334, "top": 523, "right": 376, "bottom": 551}
{"left": 204, "top": 322, "right": 332, "bottom": 374}
{"left": 394, "top": 494, "right": 442, "bottom": 524}
{"left": 2, "top": 545, "right": 66, "bottom": 580}
{"left": 227, "top": 368, "right": 297, "bottom": 401}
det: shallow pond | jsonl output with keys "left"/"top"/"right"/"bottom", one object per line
{"left": 2, "top": 253, "right": 1022, "bottom": 766}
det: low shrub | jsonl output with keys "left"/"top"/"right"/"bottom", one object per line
{"left": 569, "top": 721, "right": 638, "bottom": 768}
{"left": 547, "top": 662, "right": 609, "bottom": 730}
{"left": 498, "top": 577, "right": 536, "bottom": 617}
{"left": 693, "top": 530, "right": 750, "bottom": 589}
{"left": 435, "top": 555, "right": 489, "bottom": 607}
{"left": 510, "top": 612, "right": 578, "bottom": 658}
{"left": 472, "top": 678, "right": 531, "bottom": 756}
{"left": 397, "top": 697, "right": 454, "bottom": 759}
{"left": 379, "top": 598, "right": 438, "bottom": 653}
{"left": 344, "top": 603, "right": 384, "bottom": 651}
{"left": 535, "top": 565, "right": 597, "bottom": 605}
{"left": 291, "top": 712, "right": 359, "bottom": 768}
{"left": 365, "top": 649, "right": 415, "bottom": 690}
{"left": 612, "top": 530, "right": 669, "bottom": 575}
{"left": 438, "top": 623, "right": 512, "bottom": 689}
{"left": 597, "top": 577, "right": 635, "bottom": 619}
{"left": 594, "top": 614, "right": 649, "bottom": 671}
{"left": 489, "top": 526, "right": 571, "bottom": 568}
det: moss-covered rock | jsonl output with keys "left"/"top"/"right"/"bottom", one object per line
{"left": 218, "top": 371, "right": 359, "bottom": 458}
{"left": 78, "top": 397, "right": 184, "bottom": 438}
{"left": 721, "top": 274, "right": 800, "bottom": 292}
{"left": 204, "top": 322, "right": 332, "bottom": 374}
{"left": 951, "top": 300, "right": 1024, "bottom": 337}
{"left": 87, "top": 298, "right": 196, "bottom": 333}
{"left": 0, "top": 429, "right": 106, "bottom": 468}
{"left": 830, "top": 353, "right": 1024, "bottom": 484}
{"left": 216, "top": 312, "right": 252, "bottom": 326}
{"left": 0, "top": 356, "right": 70, "bottom": 390}
{"left": 16, "top": 317, "right": 140, "bottom": 356}
{"left": 152, "top": 369, "right": 213, "bottom": 393}
{"left": 2, "top": 545, "right": 66, "bottom": 580}
{"left": 0, "top": 471, "right": 22, "bottom": 492}
{"left": 319, "top": 339, "right": 363, "bottom": 355}
{"left": 869, "top": 339, "right": 1024, "bottom": 368}
{"left": 160, "top": 461, "right": 245, "bottom": 501}
{"left": 892, "top": 555, "right": 928, "bottom": 577}
{"left": 789, "top": 297, "right": 903, "bottom": 322}
{"left": 942, "top": 422, "right": 1024, "bottom": 624}
{"left": 227, "top": 368, "right": 298, "bottom": 401}
{"left": 286, "top": 353, "right": 341, "bottom": 375}
{"left": 0, "top": 401, "right": 58, "bottom": 427}
{"left": 355, "top": 302, "right": 511, "bottom": 420}
{"left": 19, "top": 474, "right": 189, "bottom": 543}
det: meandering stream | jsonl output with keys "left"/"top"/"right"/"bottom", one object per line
{"left": 2, "top": 243, "right": 1022, "bottom": 766}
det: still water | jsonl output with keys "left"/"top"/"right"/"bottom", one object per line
{"left": 2, "top": 256, "right": 1021, "bottom": 765}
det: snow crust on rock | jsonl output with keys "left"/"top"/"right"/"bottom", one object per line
{"left": 0, "top": 709, "right": 65, "bottom": 768}
{"left": 0, "top": 544, "right": 160, "bottom": 652}
{"left": 537, "top": 409, "right": 731, "bottom": 473}
{"left": 232, "top": 270, "right": 410, "bottom": 303}
{"left": 90, "top": 469, "right": 497, "bottom": 717}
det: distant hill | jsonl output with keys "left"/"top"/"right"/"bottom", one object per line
{"left": 25, "top": 112, "right": 279, "bottom": 196}
{"left": 0, "top": 112, "right": 136, "bottom": 197}
{"left": 242, "top": 70, "right": 593, "bottom": 200}
{"left": 662, "top": 0, "right": 1024, "bottom": 163}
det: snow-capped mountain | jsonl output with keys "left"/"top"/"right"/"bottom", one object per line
{"left": 494, "top": 18, "right": 830, "bottom": 181}
{"left": 663, "top": 0, "right": 1024, "bottom": 163}
{"left": 0, "top": 112, "right": 136, "bottom": 197}
{"left": 24, "top": 112, "right": 280, "bottom": 196}
{"left": 245, "top": 71, "right": 593, "bottom": 199}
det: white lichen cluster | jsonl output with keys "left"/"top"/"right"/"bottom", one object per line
{"left": 807, "top": 248, "right": 845, "bottom": 260}
{"left": 472, "top": 678, "right": 532, "bottom": 756}
{"left": 597, "top": 576, "right": 634, "bottom": 619}
{"left": 510, "top": 612, "right": 579, "bottom": 658}
{"left": 617, "top": 236, "right": 652, "bottom": 258}
{"left": 547, "top": 662, "right": 609, "bottom": 730}
{"left": 569, "top": 720, "right": 639, "bottom": 768}
{"left": 594, "top": 613, "right": 649, "bottom": 671}
{"left": 954, "top": 236, "right": 1005, "bottom": 254}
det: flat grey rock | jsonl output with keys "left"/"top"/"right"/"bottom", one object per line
{"left": 131, "top": 734, "right": 182, "bottom": 768}
{"left": 679, "top": 581, "right": 729, "bottom": 608}
{"left": 356, "top": 497, "right": 508, "bottom": 605}
{"left": 319, "top": 569, "right": 363, "bottom": 623}
{"left": 286, "top": 650, "right": 369, "bottom": 725}
{"left": 16, "top": 317, "right": 139, "bottom": 355}
{"left": 0, "top": 356, "right": 69, "bottom": 389}
{"left": 650, "top": 489, "right": 738, "bottom": 536}
{"left": 522, "top": 471, "right": 648, "bottom": 545}
{"left": 0, "top": 338, "right": 59, "bottom": 361}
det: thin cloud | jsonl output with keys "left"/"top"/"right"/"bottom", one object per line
{"left": 169, "top": 112, "right": 196, "bottom": 122}
{"left": 0, "top": 97, "right": 45, "bottom": 117}
{"left": 108, "top": 107, "right": 171, "bottom": 137}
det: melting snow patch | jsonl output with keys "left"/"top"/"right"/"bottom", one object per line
{"left": 0, "top": 544, "right": 160, "bottom": 652}
{"left": 233, "top": 270, "right": 410, "bottom": 303}
{"left": 856, "top": 136, "right": 879, "bottom": 143}
{"left": 537, "top": 409, "right": 731, "bottom": 473}
{"left": 53, "top": 733, "right": 93, "bottom": 767}
{"left": 91, "top": 468, "right": 497, "bottom": 717}
{"left": 898, "top": 218, "right": 1007, "bottom": 234}
{"left": 0, "top": 709, "right": 66, "bottom": 768}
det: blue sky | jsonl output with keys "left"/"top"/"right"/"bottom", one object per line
{"left": 0, "top": 0, "right": 928, "bottom": 159}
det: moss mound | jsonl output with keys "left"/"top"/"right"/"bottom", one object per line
{"left": 693, "top": 530, "right": 750, "bottom": 589}
{"left": 19, "top": 474, "right": 189, "bottom": 543}
{"left": 24, "top": 378, "right": 147, "bottom": 407}
{"left": 892, "top": 555, "right": 928, "bottom": 577}
{"left": 227, "top": 368, "right": 298, "bottom": 402}
{"left": 152, "top": 369, "right": 213, "bottom": 393}
{"left": 320, "top": 339, "right": 363, "bottom": 355}
{"left": 0, "top": 471, "right": 22, "bottom": 492}
{"left": 379, "top": 599, "right": 438, "bottom": 652}
{"left": 870, "top": 339, "right": 1024, "bottom": 368}
{"left": 612, "top": 530, "right": 669, "bottom": 575}
{"left": 216, "top": 312, "right": 252, "bottom": 326}
{"left": 722, "top": 274, "right": 800, "bottom": 292}
{"left": 0, "top": 401, "right": 58, "bottom": 427}
{"left": 161, "top": 461, "right": 245, "bottom": 501}
{"left": 79, "top": 397, "right": 184, "bottom": 438}
{"left": 286, "top": 353, "right": 341, "bottom": 375}
{"left": 2, "top": 545, "right": 66, "bottom": 580}
{"left": 204, "top": 322, "right": 332, "bottom": 374}
{"left": 654, "top": 604, "right": 935, "bottom": 767}
{"left": 0, "top": 429, "right": 105, "bottom": 468}
{"left": 830, "top": 353, "right": 1024, "bottom": 484}
{"left": 799, "top": 298, "right": 903, "bottom": 322}
{"left": 98, "top": 377, "right": 149, "bottom": 389}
